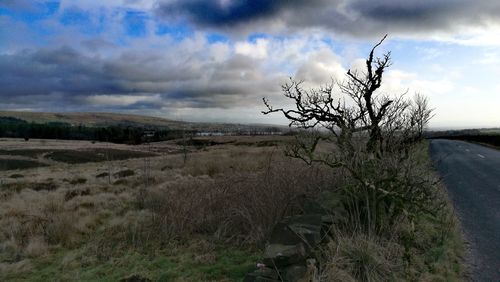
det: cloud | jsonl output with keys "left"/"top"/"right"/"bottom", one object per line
{"left": 235, "top": 38, "right": 269, "bottom": 59}
{"left": 0, "top": 31, "right": 363, "bottom": 121}
{"left": 0, "top": 36, "right": 285, "bottom": 115}
{"left": 155, "top": 0, "right": 320, "bottom": 27}
{"left": 295, "top": 49, "right": 345, "bottom": 85}
{"left": 84, "top": 94, "right": 162, "bottom": 106}
{"left": 155, "top": 0, "right": 500, "bottom": 41}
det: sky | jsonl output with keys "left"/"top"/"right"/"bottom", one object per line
{"left": 1, "top": 0, "right": 500, "bottom": 129}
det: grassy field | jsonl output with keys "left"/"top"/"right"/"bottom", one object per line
{"left": 0, "top": 136, "right": 310, "bottom": 281}
{"left": 0, "top": 136, "right": 464, "bottom": 281}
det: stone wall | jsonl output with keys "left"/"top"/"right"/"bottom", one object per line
{"left": 244, "top": 201, "right": 333, "bottom": 282}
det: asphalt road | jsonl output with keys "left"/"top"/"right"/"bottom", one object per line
{"left": 429, "top": 139, "right": 500, "bottom": 281}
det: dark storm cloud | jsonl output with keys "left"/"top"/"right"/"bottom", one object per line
{"left": 0, "top": 47, "right": 125, "bottom": 96}
{"left": 156, "top": 0, "right": 326, "bottom": 27}
{"left": 0, "top": 45, "right": 280, "bottom": 111}
{"left": 155, "top": 0, "right": 500, "bottom": 36}
{"left": 335, "top": 0, "right": 500, "bottom": 35}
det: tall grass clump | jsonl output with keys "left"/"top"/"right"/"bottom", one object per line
{"left": 142, "top": 158, "right": 335, "bottom": 245}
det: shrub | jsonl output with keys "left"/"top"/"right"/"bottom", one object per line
{"left": 144, "top": 159, "right": 334, "bottom": 244}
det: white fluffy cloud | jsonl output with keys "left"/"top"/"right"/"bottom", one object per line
{"left": 84, "top": 94, "right": 162, "bottom": 106}
{"left": 235, "top": 38, "right": 269, "bottom": 59}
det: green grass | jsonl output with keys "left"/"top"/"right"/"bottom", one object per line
{"left": 0, "top": 159, "right": 49, "bottom": 171}
{"left": 408, "top": 141, "right": 465, "bottom": 280}
{"left": 405, "top": 209, "right": 465, "bottom": 281}
{"left": 1, "top": 243, "right": 260, "bottom": 282}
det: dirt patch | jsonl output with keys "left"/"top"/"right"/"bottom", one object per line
{"left": 46, "top": 149, "right": 157, "bottom": 164}
{"left": 9, "top": 173, "right": 24, "bottom": 179}
{"left": 0, "top": 159, "right": 49, "bottom": 171}
{"left": 234, "top": 140, "right": 283, "bottom": 147}
{"left": 0, "top": 149, "right": 51, "bottom": 158}
{"left": 96, "top": 172, "right": 109, "bottom": 178}
{"left": 63, "top": 178, "right": 87, "bottom": 185}
{"left": 176, "top": 138, "right": 232, "bottom": 148}
{"left": 113, "top": 169, "right": 135, "bottom": 178}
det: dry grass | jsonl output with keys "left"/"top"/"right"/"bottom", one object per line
{"left": 0, "top": 136, "right": 463, "bottom": 281}
{"left": 144, "top": 159, "right": 332, "bottom": 244}
{"left": 320, "top": 233, "right": 403, "bottom": 282}
{"left": 0, "top": 136, "right": 321, "bottom": 280}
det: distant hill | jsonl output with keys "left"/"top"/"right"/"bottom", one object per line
{"left": 0, "top": 111, "right": 187, "bottom": 128}
{"left": 0, "top": 111, "right": 288, "bottom": 133}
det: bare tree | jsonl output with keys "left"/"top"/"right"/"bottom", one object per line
{"left": 264, "top": 35, "right": 432, "bottom": 157}
{"left": 263, "top": 36, "right": 436, "bottom": 233}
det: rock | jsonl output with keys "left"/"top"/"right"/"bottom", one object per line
{"left": 256, "top": 267, "right": 280, "bottom": 279}
{"left": 269, "top": 222, "right": 304, "bottom": 245}
{"left": 321, "top": 214, "right": 335, "bottom": 238}
{"left": 244, "top": 199, "right": 335, "bottom": 282}
{"left": 303, "top": 198, "right": 330, "bottom": 215}
{"left": 283, "top": 214, "right": 323, "bottom": 249}
{"left": 263, "top": 243, "right": 307, "bottom": 267}
{"left": 269, "top": 214, "right": 323, "bottom": 249}
{"left": 282, "top": 264, "right": 308, "bottom": 282}
{"left": 243, "top": 267, "right": 282, "bottom": 282}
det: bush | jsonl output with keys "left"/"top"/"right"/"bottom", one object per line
{"left": 143, "top": 160, "right": 335, "bottom": 244}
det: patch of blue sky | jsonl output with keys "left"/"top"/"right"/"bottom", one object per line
{"left": 0, "top": 1, "right": 59, "bottom": 22}
{"left": 207, "top": 33, "right": 229, "bottom": 43}
{"left": 320, "top": 37, "right": 343, "bottom": 53}
{"left": 58, "top": 7, "right": 105, "bottom": 36}
{"left": 60, "top": 7, "right": 91, "bottom": 26}
{"left": 388, "top": 39, "right": 480, "bottom": 74}
{"left": 247, "top": 33, "right": 269, "bottom": 42}
{"left": 124, "top": 11, "right": 148, "bottom": 37}
{"left": 155, "top": 22, "right": 193, "bottom": 40}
